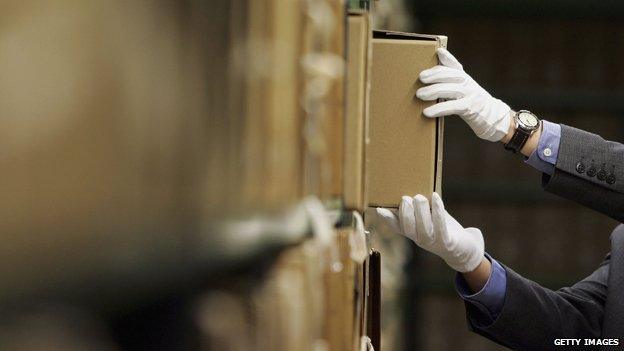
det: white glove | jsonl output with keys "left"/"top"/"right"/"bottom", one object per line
{"left": 416, "top": 48, "right": 511, "bottom": 142}
{"left": 376, "top": 193, "right": 484, "bottom": 273}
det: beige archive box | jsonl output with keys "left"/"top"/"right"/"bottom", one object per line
{"left": 344, "top": 11, "right": 371, "bottom": 211}
{"left": 327, "top": 0, "right": 346, "bottom": 202}
{"left": 237, "top": 0, "right": 304, "bottom": 213}
{"left": 367, "top": 30, "right": 446, "bottom": 208}
{"left": 301, "top": 0, "right": 346, "bottom": 205}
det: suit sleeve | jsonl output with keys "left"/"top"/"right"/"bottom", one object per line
{"left": 542, "top": 124, "right": 624, "bottom": 223}
{"left": 466, "top": 257, "right": 609, "bottom": 351}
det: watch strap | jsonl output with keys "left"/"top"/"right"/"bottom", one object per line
{"left": 504, "top": 127, "right": 530, "bottom": 153}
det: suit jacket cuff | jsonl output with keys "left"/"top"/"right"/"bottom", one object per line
{"left": 555, "top": 124, "right": 623, "bottom": 193}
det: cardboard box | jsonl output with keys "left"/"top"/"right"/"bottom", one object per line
{"left": 301, "top": 0, "right": 345, "bottom": 205}
{"left": 367, "top": 30, "right": 446, "bottom": 208}
{"left": 326, "top": 0, "right": 346, "bottom": 202}
{"left": 324, "top": 228, "right": 355, "bottom": 351}
{"left": 239, "top": 0, "right": 304, "bottom": 212}
{"left": 344, "top": 11, "right": 371, "bottom": 211}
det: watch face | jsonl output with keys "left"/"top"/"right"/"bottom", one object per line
{"left": 518, "top": 112, "right": 539, "bottom": 129}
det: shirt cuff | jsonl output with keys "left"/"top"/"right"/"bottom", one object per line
{"left": 455, "top": 253, "right": 507, "bottom": 326}
{"left": 524, "top": 120, "right": 561, "bottom": 175}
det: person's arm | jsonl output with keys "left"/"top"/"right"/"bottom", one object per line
{"left": 418, "top": 49, "right": 624, "bottom": 221}
{"left": 542, "top": 125, "right": 624, "bottom": 222}
{"left": 504, "top": 115, "right": 624, "bottom": 222}
{"left": 468, "top": 255, "right": 608, "bottom": 350}
{"left": 456, "top": 254, "right": 506, "bottom": 327}
{"left": 375, "top": 194, "right": 608, "bottom": 349}
{"left": 461, "top": 256, "right": 491, "bottom": 293}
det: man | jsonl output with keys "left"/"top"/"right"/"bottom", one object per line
{"left": 376, "top": 48, "right": 624, "bottom": 350}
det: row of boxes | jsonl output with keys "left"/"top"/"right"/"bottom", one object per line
{"left": 210, "top": 5, "right": 447, "bottom": 217}
{"left": 204, "top": 6, "right": 449, "bottom": 349}
{"left": 197, "top": 212, "right": 377, "bottom": 351}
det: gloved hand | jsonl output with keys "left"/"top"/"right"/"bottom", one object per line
{"left": 416, "top": 48, "right": 511, "bottom": 142}
{"left": 376, "top": 193, "right": 484, "bottom": 273}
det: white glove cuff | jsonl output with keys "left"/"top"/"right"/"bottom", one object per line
{"left": 445, "top": 227, "right": 485, "bottom": 273}
{"left": 449, "top": 249, "right": 484, "bottom": 273}
{"left": 479, "top": 99, "right": 512, "bottom": 142}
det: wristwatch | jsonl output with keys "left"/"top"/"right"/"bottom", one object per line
{"left": 504, "top": 110, "right": 541, "bottom": 153}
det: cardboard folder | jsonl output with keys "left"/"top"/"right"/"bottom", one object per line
{"left": 367, "top": 30, "right": 446, "bottom": 208}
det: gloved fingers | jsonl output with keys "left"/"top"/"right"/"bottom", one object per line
{"left": 436, "top": 48, "right": 463, "bottom": 70}
{"left": 399, "top": 196, "right": 417, "bottom": 240}
{"left": 464, "top": 227, "right": 485, "bottom": 251}
{"left": 418, "top": 65, "right": 466, "bottom": 84}
{"left": 412, "top": 194, "right": 434, "bottom": 245}
{"left": 375, "top": 208, "right": 401, "bottom": 234}
{"left": 431, "top": 192, "right": 453, "bottom": 248}
{"left": 464, "top": 227, "right": 484, "bottom": 241}
{"left": 419, "top": 65, "right": 465, "bottom": 84}
{"left": 416, "top": 83, "right": 465, "bottom": 101}
{"left": 422, "top": 98, "right": 469, "bottom": 118}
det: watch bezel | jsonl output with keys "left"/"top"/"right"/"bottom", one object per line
{"left": 504, "top": 110, "right": 541, "bottom": 154}
{"left": 515, "top": 110, "right": 540, "bottom": 132}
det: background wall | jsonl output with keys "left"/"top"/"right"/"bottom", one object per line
{"left": 395, "top": 1, "right": 624, "bottom": 349}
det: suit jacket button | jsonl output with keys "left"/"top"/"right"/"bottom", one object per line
{"left": 576, "top": 162, "right": 586, "bottom": 173}
{"left": 597, "top": 169, "right": 607, "bottom": 181}
{"left": 607, "top": 174, "right": 616, "bottom": 185}
{"left": 587, "top": 167, "right": 597, "bottom": 177}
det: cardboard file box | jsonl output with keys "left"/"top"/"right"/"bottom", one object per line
{"left": 367, "top": 30, "right": 446, "bottom": 208}
{"left": 301, "top": 0, "right": 345, "bottom": 204}
{"left": 344, "top": 11, "right": 371, "bottom": 211}
{"left": 238, "top": 0, "right": 304, "bottom": 213}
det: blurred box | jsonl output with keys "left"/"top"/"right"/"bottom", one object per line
{"left": 367, "top": 30, "right": 446, "bottom": 208}
{"left": 324, "top": 228, "right": 355, "bottom": 351}
{"left": 344, "top": 11, "right": 371, "bottom": 212}
{"left": 324, "top": 215, "right": 369, "bottom": 351}
{"left": 301, "top": 0, "right": 345, "bottom": 205}
{"left": 238, "top": 0, "right": 304, "bottom": 213}
{"left": 326, "top": 0, "right": 346, "bottom": 203}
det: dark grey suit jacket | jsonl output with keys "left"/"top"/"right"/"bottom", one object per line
{"left": 466, "top": 125, "right": 624, "bottom": 350}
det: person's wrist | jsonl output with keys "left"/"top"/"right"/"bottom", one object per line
{"left": 519, "top": 121, "right": 542, "bottom": 157}
{"left": 461, "top": 256, "right": 492, "bottom": 293}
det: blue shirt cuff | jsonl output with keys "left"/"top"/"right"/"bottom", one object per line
{"left": 524, "top": 120, "right": 561, "bottom": 176}
{"left": 455, "top": 253, "right": 507, "bottom": 326}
